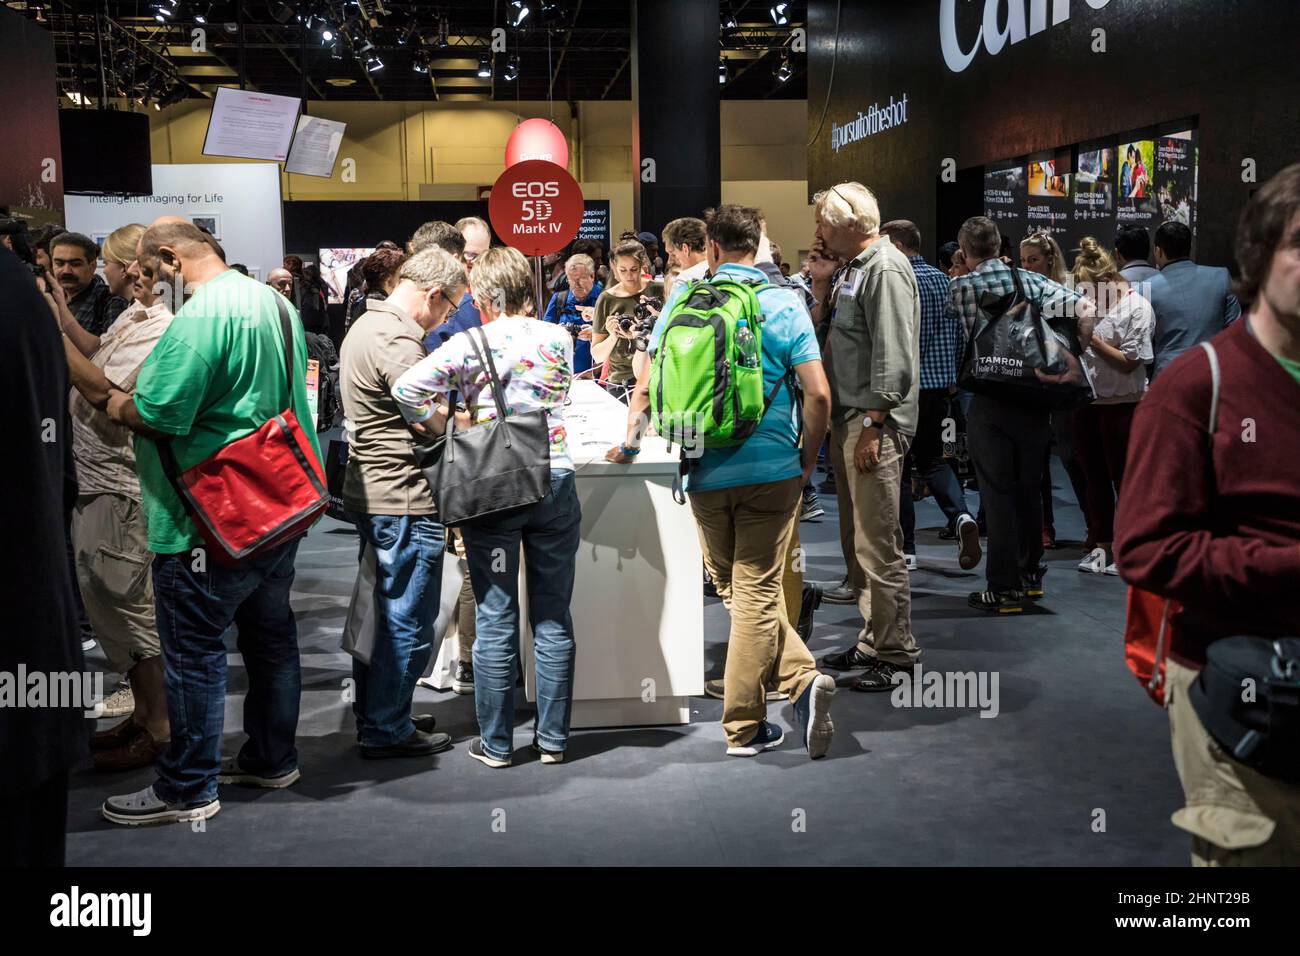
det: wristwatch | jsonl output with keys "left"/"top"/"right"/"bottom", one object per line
{"left": 862, "top": 416, "right": 884, "bottom": 431}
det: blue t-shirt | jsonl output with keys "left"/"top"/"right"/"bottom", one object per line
{"left": 542, "top": 281, "right": 604, "bottom": 374}
{"left": 649, "top": 262, "right": 819, "bottom": 493}
{"left": 425, "top": 291, "right": 482, "bottom": 351}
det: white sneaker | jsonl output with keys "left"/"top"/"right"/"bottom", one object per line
{"left": 1104, "top": 561, "right": 1121, "bottom": 576}
{"left": 904, "top": 554, "right": 918, "bottom": 572}
{"left": 100, "top": 683, "right": 135, "bottom": 719}
{"left": 955, "top": 513, "right": 983, "bottom": 570}
{"left": 82, "top": 638, "right": 97, "bottom": 652}
{"left": 1077, "top": 548, "right": 1108, "bottom": 574}
{"left": 725, "top": 720, "right": 784, "bottom": 757}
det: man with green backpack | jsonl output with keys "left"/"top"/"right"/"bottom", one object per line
{"left": 606, "top": 205, "right": 836, "bottom": 759}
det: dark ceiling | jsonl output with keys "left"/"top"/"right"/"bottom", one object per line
{"left": 20, "top": 0, "right": 806, "bottom": 105}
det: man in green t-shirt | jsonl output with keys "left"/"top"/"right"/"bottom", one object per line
{"left": 99, "top": 218, "right": 321, "bottom": 827}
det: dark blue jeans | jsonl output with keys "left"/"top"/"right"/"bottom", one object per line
{"left": 348, "top": 513, "right": 446, "bottom": 747}
{"left": 463, "top": 470, "right": 581, "bottom": 761}
{"left": 152, "top": 538, "right": 302, "bottom": 806}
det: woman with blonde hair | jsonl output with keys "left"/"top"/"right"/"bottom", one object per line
{"left": 1070, "top": 236, "right": 1154, "bottom": 575}
{"left": 49, "top": 222, "right": 177, "bottom": 770}
{"left": 1018, "top": 231, "right": 1069, "bottom": 285}
{"left": 1019, "top": 230, "right": 1090, "bottom": 551}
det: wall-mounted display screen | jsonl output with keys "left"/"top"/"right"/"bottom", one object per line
{"left": 983, "top": 124, "right": 1198, "bottom": 257}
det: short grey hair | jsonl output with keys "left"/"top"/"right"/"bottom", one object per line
{"left": 565, "top": 253, "right": 595, "bottom": 275}
{"left": 958, "top": 216, "right": 1002, "bottom": 260}
{"left": 812, "top": 181, "right": 881, "bottom": 234}
{"left": 398, "top": 246, "right": 466, "bottom": 300}
{"left": 470, "top": 246, "right": 535, "bottom": 315}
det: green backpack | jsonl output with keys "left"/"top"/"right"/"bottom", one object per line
{"left": 649, "top": 276, "right": 791, "bottom": 452}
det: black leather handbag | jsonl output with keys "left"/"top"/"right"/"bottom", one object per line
{"left": 416, "top": 326, "right": 552, "bottom": 528}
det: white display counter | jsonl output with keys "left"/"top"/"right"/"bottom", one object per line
{"left": 429, "top": 379, "right": 704, "bottom": 728}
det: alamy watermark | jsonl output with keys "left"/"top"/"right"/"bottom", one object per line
{"left": 890, "top": 663, "right": 1000, "bottom": 718}
{"left": 0, "top": 666, "right": 105, "bottom": 718}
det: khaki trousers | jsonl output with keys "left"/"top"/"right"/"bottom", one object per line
{"left": 71, "top": 492, "right": 160, "bottom": 674}
{"left": 782, "top": 523, "right": 804, "bottom": 627}
{"left": 1167, "top": 657, "right": 1300, "bottom": 865}
{"left": 689, "top": 476, "right": 819, "bottom": 748}
{"left": 830, "top": 419, "right": 919, "bottom": 665}
{"left": 829, "top": 431, "right": 867, "bottom": 592}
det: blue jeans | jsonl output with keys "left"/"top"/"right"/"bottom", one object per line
{"left": 348, "top": 514, "right": 447, "bottom": 747}
{"left": 463, "top": 470, "right": 581, "bottom": 761}
{"left": 152, "top": 539, "right": 302, "bottom": 806}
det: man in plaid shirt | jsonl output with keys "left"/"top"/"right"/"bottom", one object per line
{"left": 948, "top": 217, "right": 1092, "bottom": 614}
{"left": 880, "top": 221, "right": 980, "bottom": 573}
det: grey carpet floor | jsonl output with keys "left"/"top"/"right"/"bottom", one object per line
{"left": 65, "top": 462, "right": 1186, "bottom": 866}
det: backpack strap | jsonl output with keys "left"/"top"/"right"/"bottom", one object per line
{"left": 1152, "top": 341, "right": 1221, "bottom": 701}
{"left": 1198, "top": 341, "right": 1220, "bottom": 435}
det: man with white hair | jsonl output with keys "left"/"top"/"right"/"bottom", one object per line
{"left": 542, "top": 253, "right": 604, "bottom": 374}
{"left": 810, "top": 182, "right": 923, "bottom": 692}
{"left": 340, "top": 247, "right": 469, "bottom": 759}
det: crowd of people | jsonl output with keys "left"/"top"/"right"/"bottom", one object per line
{"left": 2, "top": 160, "right": 1297, "bottom": 865}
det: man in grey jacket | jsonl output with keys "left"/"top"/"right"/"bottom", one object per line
{"left": 809, "top": 182, "right": 922, "bottom": 692}
{"left": 1147, "top": 221, "right": 1241, "bottom": 376}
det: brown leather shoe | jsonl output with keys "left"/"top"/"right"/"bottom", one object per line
{"left": 91, "top": 718, "right": 141, "bottom": 752}
{"left": 93, "top": 730, "right": 167, "bottom": 772}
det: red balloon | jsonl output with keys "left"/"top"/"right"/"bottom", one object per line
{"left": 488, "top": 160, "right": 584, "bottom": 257}
{"left": 504, "top": 118, "right": 569, "bottom": 169}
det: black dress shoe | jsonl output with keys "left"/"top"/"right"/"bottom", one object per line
{"left": 850, "top": 659, "right": 916, "bottom": 693}
{"left": 796, "top": 584, "right": 822, "bottom": 643}
{"left": 822, "top": 644, "right": 875, "bottom": 671}
{"left": 412, "top": 713, "right": 437, "bottom": 733}
{"left": 360, "top": 728, "right": 453, "bottom": 759}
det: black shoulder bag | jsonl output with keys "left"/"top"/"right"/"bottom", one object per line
{"left": 415, "top": 325, "right": 552, "bottom": 527}
{"left": 957, "top": 265, "right": 1094, "bottom": 410}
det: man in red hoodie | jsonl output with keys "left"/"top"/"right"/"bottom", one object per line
{"left": 1115, "top": 164, "right": 1300, "bottom": 865}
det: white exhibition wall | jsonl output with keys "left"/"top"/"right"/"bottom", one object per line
{"left": 64, "top": 163, "right": 284, "bottom": 281}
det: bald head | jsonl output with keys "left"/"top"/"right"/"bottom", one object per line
{"left": 138, "top": 217, "right": 225, "bottom": 287}
{"left": 267, "top": 267, "right": 293, "bottom": 296}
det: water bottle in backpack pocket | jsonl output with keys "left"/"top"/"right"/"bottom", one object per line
{"left": 649, "top": 278, "right": 776, "bottom": 450}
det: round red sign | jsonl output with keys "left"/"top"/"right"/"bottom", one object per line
{"left": 488, "top": 160, "right": 584, "bottom": 257}
{"left": 504, "top": 118, "right": 569, "bottom": 169}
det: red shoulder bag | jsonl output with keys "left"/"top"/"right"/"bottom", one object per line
{"left": 158, "top": 294, "right": 328, "bottom": 566}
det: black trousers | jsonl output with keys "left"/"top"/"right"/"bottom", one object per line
{"left": 900, "top": 389, "right": 974, "bottom": 551}
{"left": 0, "top": 771, "right": 68, "bottom": 867}
{"left": 966, "top": 395, "right": 1051, "bottom": 593}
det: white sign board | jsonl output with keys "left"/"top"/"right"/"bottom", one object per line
{"left": 285, "top": 115, "right": 347, "bottom": 178}
{"left": 202, "top": 87, "right": 301, "bottom": 163}
{"left": 63, "top": 163, "right": 285, "bottom": 280}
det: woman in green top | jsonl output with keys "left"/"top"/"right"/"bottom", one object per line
{"left": 590, "top": 239, "right": 663, "bottom": 395}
